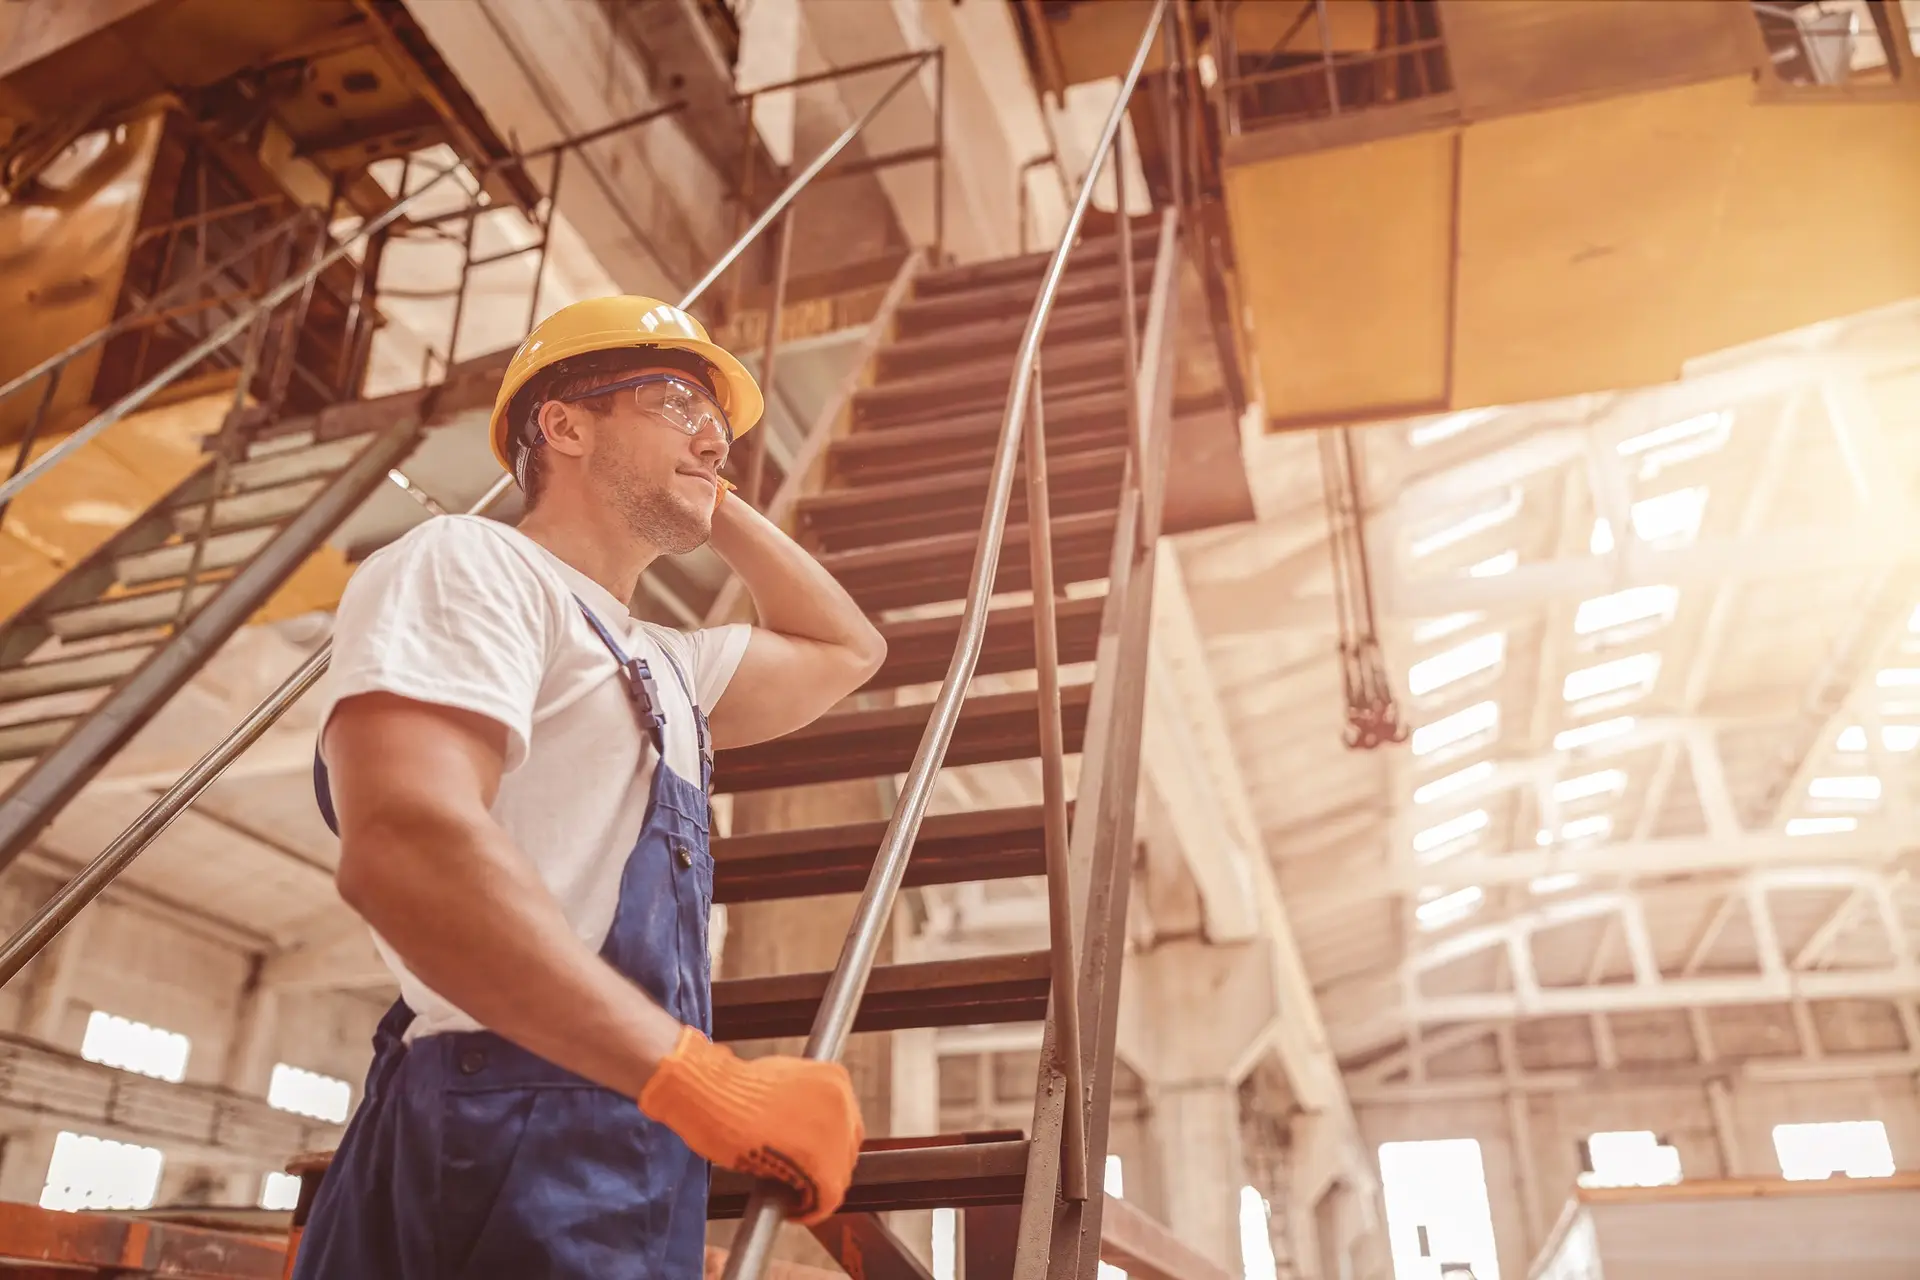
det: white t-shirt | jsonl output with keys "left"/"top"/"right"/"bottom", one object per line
{"left": 321, "top": 515, "right": 751, "bottom": 1038}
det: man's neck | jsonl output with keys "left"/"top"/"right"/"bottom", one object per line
{"left": 515, "top": 505, "right": 659, "bottom": 610}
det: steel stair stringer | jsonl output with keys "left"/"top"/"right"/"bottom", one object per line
{"left": 0, "top": 416, "right": 424, "bottom": 871}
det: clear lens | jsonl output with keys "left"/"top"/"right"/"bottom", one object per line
{"left": 631, "top": 377, "right": 732, "bottom": 454}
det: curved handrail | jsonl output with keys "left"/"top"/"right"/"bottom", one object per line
{"left": 0, "top": 48, "right": 935, "bottom": 986}
{"left": 718, "top": 4, "right": 1170, "bottom": 1277}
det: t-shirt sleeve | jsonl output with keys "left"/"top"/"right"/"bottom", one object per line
{"left": 680, "top": 623, "right": 752, "bottom": 710}
{"left": 322, "top": 517, "right": 559, "bottom": 771}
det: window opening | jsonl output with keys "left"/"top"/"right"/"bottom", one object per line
{"left": 1772, "top": 1120, "right": 1895, "bottom": 1180}
{"left": 1579, "top": 1130, "right": 1681, "bottom": 1188}
{"left": 267, "top": 1063, "right": 352, "bottom": 1124}
{"left": 40, "top": 1132, "right": 164, "bottom": 1212}
{"left": 80, "top": 1011, "right": 190, "bottom": 1083}
{"left": 1379, "top": 1139, "right": 1501, "bottom": 1280}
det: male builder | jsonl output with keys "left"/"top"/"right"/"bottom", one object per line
{"left": 294, "top": 296, "right": 883, "bottom": 1277}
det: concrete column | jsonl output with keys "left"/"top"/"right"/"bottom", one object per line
{"left": 0, "top": 1126, "right": 58, "bottom": 1204}
{"left": 1150, "top": 1080, "right": 1247, "bottom": 1272}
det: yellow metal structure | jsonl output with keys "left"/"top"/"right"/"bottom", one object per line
{"left": 1213, "top": 0, "right": 1920, "bottom": 429}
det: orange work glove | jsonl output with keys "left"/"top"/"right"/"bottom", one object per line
{"left": 638, "top": 1026, "right": 863, "bottom": 1225}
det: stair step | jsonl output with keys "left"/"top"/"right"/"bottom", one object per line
{"left": 877, "top": 295, "right": 1147, "bottom": 380}
{"left": 115, "top": 527, "right": 275, "bottom": 589}
{"left": 713, "top": 804, "right": 1053, "bottom": 902}
{"left": 0, "top": 643, "right": 153, "bottom": 704}
{"left": 893, "top": 257, "right": 1154, "bottom": 338}
{"left": 818, "top": 509, "right": 1117, "bottom": 614}
{"left": 827, "top": 389, "right": 1130, "bottom": 486}
{"left": 866, "top": 593, "right": 1105, "bottom": 692}
{"left": 853, "top": 336, "right": 1127, "bottom": 431}
{"left": 0, "top": 713, "right": 76, "bottom": 762}
{"left": 801, "top": 445, "right": 1127, "bottom": 553}
{"left": 713, "top": 683, "right": 1092, "bottom": 794}
{"left": 228, "top": 433, "right": 367, "bottom": 490}
{"left": 712, "top": 950, "right": 1051, "bottom": 1041}
{"left": 911, "top": 225, "right": 1158, "bottom": 298}
{"left": 709, "top": 1135, "right": 1029, "bottom": 1218}
{"left": 47, "top": 583, "right": 221, "bottom": 642}
{"left": 169, "top": 476, "right": 329, "bottom": 536}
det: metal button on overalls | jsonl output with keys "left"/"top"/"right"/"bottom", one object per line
{"left": 675, "top": 845, "right": 694, "bottom": 868}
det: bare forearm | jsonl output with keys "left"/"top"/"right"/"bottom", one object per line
{"left": 708, "top": 495, "right": 879, "bottom": 654}
{"left": 338, "top": 818, "right": 681, "bottom": 1098}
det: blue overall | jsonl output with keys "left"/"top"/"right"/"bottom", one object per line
{"left": 295, "top": 599, "right": 716, "bottom": 1279}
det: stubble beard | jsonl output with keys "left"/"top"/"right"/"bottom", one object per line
{"left": 595, "top": 452, "right": 710, "bottom": 555}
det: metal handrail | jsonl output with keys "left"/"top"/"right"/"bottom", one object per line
{"left": 0, "top": 49, "right": 935, "bottom": 985}
{"left": 720, "top": 3, "right": 1169, "bottom": 1277}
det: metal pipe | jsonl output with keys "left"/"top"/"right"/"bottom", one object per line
{"left": 1021, "top": 358, "right": 1088, "bottom": 1203}
{"left": 719, "top": 4, "right": 1168, "bottom": 1275}
{"left": 0, "top": 163, "right": 465, "bottom": 511}
{"left": 681, "top": 51, "right": 933, "bottom": 309}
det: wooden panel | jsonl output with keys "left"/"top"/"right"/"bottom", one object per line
{"left": 1452, "top": 76, "right": 1920, "bottom": 409}
{"left": 1439, "top": 0, "right": 1758, "bottom": 118}
{"left": 1225, "top": 128, "right": 1455, "bottom": 425}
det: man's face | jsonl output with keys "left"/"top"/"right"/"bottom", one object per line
{"left": 560, "top": 362, "right": 730, "bottom": 554}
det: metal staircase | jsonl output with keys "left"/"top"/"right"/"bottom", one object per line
{"left": 0, "top": 4, "right": 1221, "bottom": 1278}
{"left": 0, "top": 419, "right": 420, "bottom": 867}
{"left": 700, "top": 211, "right": 1182, "bottom": 1279}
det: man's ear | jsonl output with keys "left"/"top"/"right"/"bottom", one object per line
{"left": 536, "top": 399, "right": 589, "bottom": 460}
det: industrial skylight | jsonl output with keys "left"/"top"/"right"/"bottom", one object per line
{"left": 1554, "top": 716, "right": 1636, "bottom": 751}
{"left": 1877, "top": 668, "right": 1920, "bottom": 688}
{"left": 1410, "top": 488, "right": 1522, "bottom": 558}
{"left": 1553, "top": 769, "right": 1627, "bottom": 803}
{"left": 1411, "top": 701, "right": 1500, "bottom": 757}
{"left": 1590, "top": 487, "right": 1709, "bottom": 553}
{"left": 80, "top": 1012, "right": 188, "bottom": 1084}
{"left": 1416, "top": 885, "right": 1484, "bottom": 930}
{"left": 1575, "top": 585, "right": 1679, "bottom": 638}
{"left": 1837, "top": 724, "right": 1920, "bottom": 753}
{"left": 1408, "top": 633, "right": 1507, "bottom": 696}
{"left": 1413, "top": 809, "right": 1489, "bottom": 860}
{"left": 1413, "top": 760, "right": 1496, "bottom": 805}
{"left": 1808, "top": 775, "right": 1882, "bottom": 801}
{"left": 1538, "top": 814, "right": 1614, "bottom": 845}
{"left": 1530, "top": 872, "right": 1583, "bottom": 895}
{"left": 1408, "top": 406, "right": 1500, "bottom": 448}
{"left": 1616, "top": 410, "right": 1730, "bottom": 478}
{"left": 1564, "top": 653, "right": 1661, "bottom": 703}
{"left": 1468, "top": 549, "right": 1518, "bottom": 577}
{"left": 1786, "top": 816, "right": 1858, "bottom": 836}
{"left": 1412, "top": 611, "right": 1485, "bottom": 644}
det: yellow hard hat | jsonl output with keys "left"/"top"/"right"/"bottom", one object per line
{"left": 487, "top": 296, "right": 764, "bottom": 473}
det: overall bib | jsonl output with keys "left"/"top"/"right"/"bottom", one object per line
{"left": 295, "top": 600, "right": 716, "bottom": 1279}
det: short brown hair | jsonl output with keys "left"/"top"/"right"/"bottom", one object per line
{"left": 511, "top": 349, "right": 718, "bottom": 506}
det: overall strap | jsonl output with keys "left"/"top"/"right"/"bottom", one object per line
{"left": 574, "top": 598, "right": 667, "bottom": 761}
{"left": 642, "top": 623, "right": 714, "bottom": 786}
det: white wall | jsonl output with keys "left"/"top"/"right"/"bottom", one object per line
{"left": 0, "top": 869, "right": 378, "bottom": 1208}
{"left": 1355, "top": 1006, "right": 1920, "bottom": 1280}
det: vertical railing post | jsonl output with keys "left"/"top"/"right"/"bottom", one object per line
{"left": 524, "top": 148, "right": 567, "bottom": 337}
{"left": 933, "top": 47, "right": 948, "bottom": 263}
{"left": 746, "top": 204, "right": 795, "bottom": 506}
{"left": 1112, "top": 132, "right": 1145, "bottom": 479}
{"left": 444, "top": 201, "right": 481, "bottom": 369}
{"left": 1022, "top": 356, "right": 1089, "bottom": 1203}
{"left": 1313, "top": 0, "right": 1342, "bottom": 114}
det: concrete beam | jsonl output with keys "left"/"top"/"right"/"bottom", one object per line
{"left": 1101, "top": 1196, "right": 1237, "bottom": 1280}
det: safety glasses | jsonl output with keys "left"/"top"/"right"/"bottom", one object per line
{"left": 554, "top": 372, "right": 734, "bottom": 455}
